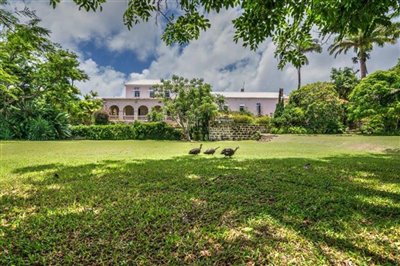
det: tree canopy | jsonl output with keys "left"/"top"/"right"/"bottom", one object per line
{"left": 47, "top": 0, "right": 399, "bottom": 60}
{"left": 273, "top": 82, "right": 345, "bottom": 134}
{"left": 329, "top": 23, "right": 400, "bottom": 78}
{"left": 348, "top": 62, "right": 400, "bottom": 134}
{"left": 0, "top": 9, "right": 102, "bottom": 140}
{"left": 155, "top": 76, "right": 220, "bottom": 140}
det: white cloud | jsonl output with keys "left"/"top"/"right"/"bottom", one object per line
{"left": 77, "top": 59, "right": 126, "bottom": 97}
{"left": 10, "top": 1, "right": 400, "bottom": 96}
{"left": 128, "top": 8, "right": 400, "bottom": 93}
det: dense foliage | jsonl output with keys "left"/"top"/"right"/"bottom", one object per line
{"left": 155, "top": 76, "right": 220, "bottom": 141}
{"left": 93, "top": 110, "right": 109, "bottom": 125}
{"left": 0, "top": 9, "right": 102, "bottom": 140}
{"left": 147, "top": 108, "right": 164, "bottom": 122}
{"left": 348, "top": 62, "right": 400, "bottom": 134}
{"left": 71, "top": 122, "right": 182, "bottom": 140}
{"left": 330, "top": 67, "right": 359, "bottom": 101}
{"left": 273, "top": 82, "right": 345, "bottom": 134}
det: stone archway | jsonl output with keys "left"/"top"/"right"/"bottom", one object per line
{"left": 138, "top": 106, "right": 149, "bottom": 116}
{"left": 109, "top": 105, "right": 119, "bottom": 116}
{"left": 123, "top": 105, "right": 134, "bottom": 120}
{"left": 138, "top": 106, "right": 149, "bottom": 121}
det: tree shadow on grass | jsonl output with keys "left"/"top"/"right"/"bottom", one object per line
{"left": 1, "top": 152, "right": 399, "bottom": 264}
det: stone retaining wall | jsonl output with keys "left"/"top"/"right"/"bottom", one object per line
{"left": 209, "top": 124, "right": 267, "bottom": 141}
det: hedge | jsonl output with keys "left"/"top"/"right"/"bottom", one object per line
{"left": 71, "top": 122, "right": 182, "bottom": 140}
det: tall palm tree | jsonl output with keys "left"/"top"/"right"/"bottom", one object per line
{"left": 329, "top": 23, "right": 400, "bottom": 79}
{"left": 277, "top": 37, "right": 322, "bottom": 90}
{"left": 294, "top": 40, "right": 322, "bottom": 89}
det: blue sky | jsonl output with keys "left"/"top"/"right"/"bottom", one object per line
{"left": 77, "top": 41, "right": 155, "bottom": 74}
{"left": 9, "top": 1, "right": 400, "bottom": 97}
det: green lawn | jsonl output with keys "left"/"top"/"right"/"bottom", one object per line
{"left": 1, "top": 135, "right": 399, "bottom": 265}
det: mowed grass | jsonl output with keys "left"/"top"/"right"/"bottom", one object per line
{"left": 0, "top": 135, "right": 399, "bottom": 265}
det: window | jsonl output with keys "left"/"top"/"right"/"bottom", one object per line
{"left": 134, "top": 87, "right": 140, "bottom": 98}
{"left": 239, "top": 104, "right": 245, "bottom": 112}
{"left": 149, "top": 90, "right": 155, "bottom": 98}
{"left": 164, "top": 91, "right": 170, "bottom": 98}
{"left": 256, "top": 103, "right": 262, "bottom": 116}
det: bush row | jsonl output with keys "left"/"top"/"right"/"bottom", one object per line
{"left": 222, "top": 113, "right": 272, "bottom": 126}
{"left": 71, "top": 122, "right": 182, "bottom": 140}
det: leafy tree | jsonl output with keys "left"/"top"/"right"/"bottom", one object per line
{"left": 49, "top": 0, "right": 399, "bottom": 67}
{"left": 0, "top": 9, "right": 97, "bottom": 139}
{"left": 329, "top": 23, "right": 400, "bottom": 78}
{"left": 348, "top": 62, "right": 400, "bottom": 134}
{"left": 276, "top": 36, "right": 322, "bottom": 89}
{"left": 274, "top": 82, "right": 345, "bottom": 133}
{"left": 155, "top": 76, "right": 220, "bottom": 140}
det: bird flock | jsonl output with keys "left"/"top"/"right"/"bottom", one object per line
{"left": 188, "top": 144, "right": 239, "bottom": 157}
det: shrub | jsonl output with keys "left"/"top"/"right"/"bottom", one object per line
{"left": 43, "top": 110, "right": 71, "bottom": 139}
{"left": 360, "top": 117, "right": 385, "bottom": 135}
{"left": 348, "top": 63, "right": 400, "bottom": 134}
{"left": 148, "top": 110, "right": 164, "bottom": 122}
{"left": 93, "top": 110, "right": 109, "bottom": 125}
{"left": 287, "top": 126, "right": 307, "bottom": 134}
{"left": 251, "top": 131, "right": 262, "bottom": 140}
{"left": 27, "top": 118, "right": 56, "bottom": 140}
{"left": 274, "top": 82, "right": 344, "bottom": 134}
{"left": 231, "top": 114, "right": 254, "bottom": 124}
{"left": 255, "top": 116, "right": 271, "bottom": 126}
{"left": 270, "top": 127, "right": 286, "bottom": 134}
{"left": 0, "top": 119, "right": 13, "bottom": 140}
{"left": 71, "top": 122, "right": 182, "bottom": 140}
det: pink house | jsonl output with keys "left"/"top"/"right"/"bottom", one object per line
{"left": 102, "top": 79, "right": 284, "bottom": 122}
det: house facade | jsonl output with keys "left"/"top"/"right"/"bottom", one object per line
{"left": 102, "top": 79, "right": 284, "bottom": 122}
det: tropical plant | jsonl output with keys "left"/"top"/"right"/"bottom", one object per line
{"left": 330, "top": 67, "right": 359, "bottom": 100}
{"left": 276, "top": 36, "right": 322, "bottom": 89}
{"left": 329, "top": 23, "right": 400, "bottom": 78}
{"left": 348, "top": 62, "right": 400, "bottom": 134}
{"left": 0, "top": 10, "right": 94, "bottom": 139}
{"left": 27, "top": 117, "right": 56, "bottom": 141}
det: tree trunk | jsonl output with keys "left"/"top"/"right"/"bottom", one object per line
{"left": 297, "top": 67, "right": 301, "bottom": 90}
{"left": 359, "top": 55, "right": 368, "bottom": 79}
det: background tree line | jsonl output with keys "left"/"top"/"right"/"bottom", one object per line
{"left": 272, "top": 62, "right": 400, "bottom": 135}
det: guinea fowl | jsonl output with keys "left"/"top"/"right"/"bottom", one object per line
{"left": 221, "top": 147, "right": 239, "bottom": 157}
{"left": 189, "top": 144, "right": 203, "bottom": 155}
{"left": 204, "top": 147, "right": 220, "bottom": 155}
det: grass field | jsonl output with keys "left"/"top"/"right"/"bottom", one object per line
{"left": 1, "top": 135, "right": 399, "bottom": 265}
